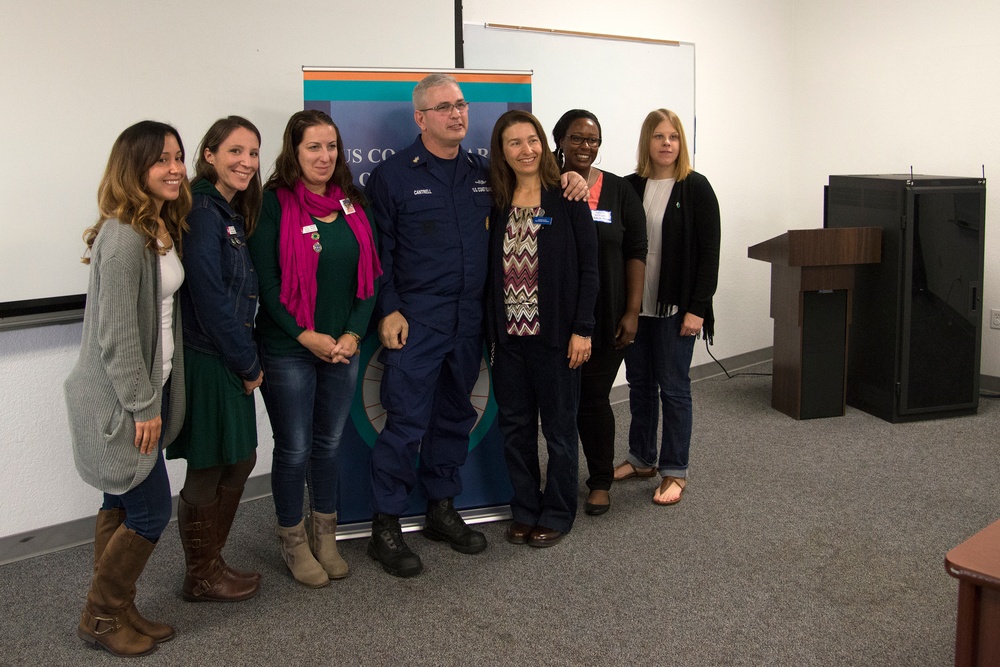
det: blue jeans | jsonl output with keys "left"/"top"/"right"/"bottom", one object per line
{"left": 259, "top": 343, "right": 359, "bottom": 527}
{"left": 494, "top": 337, "right": 580, "bottom": 534}
{"left": 623, "top": 313, "right": 695, "bottom": 478}
{"left": 102, "top": 379, "right": 173, "bottom": 542}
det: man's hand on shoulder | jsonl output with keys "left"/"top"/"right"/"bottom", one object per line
{"left": 378, "top": 311, "right": 409, "bottom": 349}
{"left": 560, "top": 170, "right": 589, "bottom": 201}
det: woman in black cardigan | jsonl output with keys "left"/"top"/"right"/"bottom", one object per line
{"left": 552, "top": 109, "right": 647, "bottom": 516}
{"left": 614, "top": 109, "right": 720, "bottom": 506}
{"left": 485, "top": 110, "right": 598, "bottom": 547}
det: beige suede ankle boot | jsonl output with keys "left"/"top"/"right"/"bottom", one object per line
{"left": 276, "top": 520, "right": 329, "bottom": 588}
{"left": 308, "top": 510, "right": 349, "bottom": 580}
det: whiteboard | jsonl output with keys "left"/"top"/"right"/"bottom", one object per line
{"left": 462, "top": 23, "right": 695, "bottom": 181}
{"left": 0, "top": 1, "right": 454, "bottom": 313}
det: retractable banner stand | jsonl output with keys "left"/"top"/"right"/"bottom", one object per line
{"left": 302, "top": 68, "right": 530, "bottom": 533}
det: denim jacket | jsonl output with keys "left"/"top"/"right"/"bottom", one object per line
{"left": 179, "top": 179, "right": 261, "bottom": 381}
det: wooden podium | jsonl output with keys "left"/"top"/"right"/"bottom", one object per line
{"left": 946, "top": 518, "right": 1000, "bottom": 666}
{"left": 748, "top": 227, "right": 881, "bottom": 419}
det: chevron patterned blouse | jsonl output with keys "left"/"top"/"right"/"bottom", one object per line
{"left": 502, "top": 205, "right": 542, "bottom": 336}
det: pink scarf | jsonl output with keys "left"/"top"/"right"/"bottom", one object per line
{"left": 276, "top": 180, "right": 381, "bottom": 330}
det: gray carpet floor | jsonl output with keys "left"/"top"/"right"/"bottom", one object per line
{"left": 4, "top": 362, "right": 997, "bottom": 666}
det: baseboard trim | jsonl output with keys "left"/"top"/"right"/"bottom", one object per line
{"left": 609, "top": 345, "right": 773, "bottom": 405}
{"left": 0, "top": 474, "right": 275, "bottom": 566}
{"left": 980, "top": 374, "right": 1000, "bottom": 394}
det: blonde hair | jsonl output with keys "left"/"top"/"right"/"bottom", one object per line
{"left": 83, "top": 121, "right": 191, "bottom": 263}
{"left": 635, "top": 109, "right": 692, "bottom": 181}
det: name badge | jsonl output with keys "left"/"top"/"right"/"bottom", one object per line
{"left": 340, "top": 198, "right": 356, "bottom": 215}
{"left": 226, "top": 225, "right": 238, "bottom": 236}
{"left": 592, "top": 210, "right": 612, "bottom": 224}
{"left": 533, "top": 216, "right": 552, "bottom": 226}
{"left": 302, "top": 224, "right": 318, "bottom": 234}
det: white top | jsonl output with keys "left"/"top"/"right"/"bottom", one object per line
{"left": 640, "top": 178, "right": 678, "bottom": 318}
{"left": 158, "top": 242, "right": 184, "bottom": 384}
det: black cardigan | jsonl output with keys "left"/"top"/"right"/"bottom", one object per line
{"left": 624, "top": 170, "right": 720, "bottom": 341}
{"left": 590, "top": 170, "right": 648, "bottom": 349}
{"left": 485, "top": 186, "right": 599, "bottom": 349}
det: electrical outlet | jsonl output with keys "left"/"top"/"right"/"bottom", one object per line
{"left": 992, "top": 309, "right": 1000, "bottom": 330}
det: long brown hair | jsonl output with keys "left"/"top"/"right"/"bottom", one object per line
{"left": 83, "top": 121, "right": 191, "bottom": 263}
{"left": 488, "top": 110, "right": 560, "bottom": 207}
{"left": 193, "top": 116, "right": 263, "bottom": 235}
{"left": 263, "top": 109, "right": 365, "bottom": 207}
{"left": 635, "top": 108, "right": 692, "bottom": 181}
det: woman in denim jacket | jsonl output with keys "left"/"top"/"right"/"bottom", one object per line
{"left": 167, "top": 116, "right": 264, "bottom": 602}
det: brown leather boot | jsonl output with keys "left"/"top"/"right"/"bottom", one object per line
{"left": 216, "top": 485, "right": 261, "bottom": 583}
{"left": 78, "top": 526, "right": 159, "bottom": 657}
{"left": 92, "top": 508, "right": 126, "bottom": 573}
{"left": 178, "top": 496, "right": 259, "bottom": 602}
{"left": 308, "top": 510, "right": 349, "bottom": 579}
{"left": 277, "top": 520, "right": 329, "bottom": 588}
{"left": 93, "top": 509, "right": 175, "bottom": 643}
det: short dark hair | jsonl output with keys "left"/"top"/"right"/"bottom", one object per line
{"left": 551, "top": 109, "right": 602, "bottom": 169}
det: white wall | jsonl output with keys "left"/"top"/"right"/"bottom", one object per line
{"left": 464, "top": 0, "right": 798, "bottom": 378}
{"left": 787, "top": 0, "right": 1000, "bottom": 373}
{"left": 0, "top": 0, "right": 455, "bottom": 540}
{"left": 3, "top": 0, "right": 998, "bottom": 539}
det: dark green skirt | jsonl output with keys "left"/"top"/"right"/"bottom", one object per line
{"left": 166, "top": 346, "right": 257, "bottom": 469}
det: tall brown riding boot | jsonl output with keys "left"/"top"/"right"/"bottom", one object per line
{"left": 308, "top": 510, "right": 349, "bottom": 579}
{"left": 216, "top": 485, "right": 261, "bottom": 583}
{"left": 92, "top": 509, "right": 175, "bottom": 643}
{"left": 178, "top": 495, "right": 259, "bottom": 602}
{"left": 93, "top": 508, "right": 126, "bottom": 573}
{"left": 78, "top": 526, "right": 159, "bottom": 657}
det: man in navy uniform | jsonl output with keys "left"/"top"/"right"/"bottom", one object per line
{"left": 365, "top": 73, "right": 585, "bottom": 577}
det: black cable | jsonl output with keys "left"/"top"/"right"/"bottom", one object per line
{"left": 703, "top": 338, "right": 771, "bottom": 379}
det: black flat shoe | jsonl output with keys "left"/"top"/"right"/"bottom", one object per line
{"left": 584, "top": 499, "right": 611, "bottom": 516}
{"left": 584, "top": 491, "right": 611, "bottom": 516}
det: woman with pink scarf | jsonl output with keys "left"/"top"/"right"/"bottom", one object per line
{"left": 247, "top": 110, "right": 380, "bottom": 588}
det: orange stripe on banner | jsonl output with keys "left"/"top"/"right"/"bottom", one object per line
{"left": 303, "top": 71, "right": 531, "bottom": 85}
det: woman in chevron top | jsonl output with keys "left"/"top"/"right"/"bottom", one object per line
{"left": 485, "top": 110, "right": 599, "bottom": 549}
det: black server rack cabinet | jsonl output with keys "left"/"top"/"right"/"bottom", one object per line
{"left": 824, "top": 174, "right": 986, "bottom": 423}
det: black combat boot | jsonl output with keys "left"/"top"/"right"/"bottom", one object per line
{"left": 423, "top": 498, "right": 488, "bottom": 554}
{"left": 367, "top": 513, "right": 423, "bottom": 577}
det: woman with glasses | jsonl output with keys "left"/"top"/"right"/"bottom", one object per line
{"left": 615, "top": 109, "right": 720, "bottom": 506}
{"left": 552, "top": 109, "right": 646, "bottom": 516}
{"left": 247, "top": 109, "right": 380, "bottom": 587}
{"left": 485, "top": 110, "right": 598, "bottom": 547}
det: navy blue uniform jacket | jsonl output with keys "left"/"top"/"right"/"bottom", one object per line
{"left": 366, "top": 136, "right": 493, "bottom": 337}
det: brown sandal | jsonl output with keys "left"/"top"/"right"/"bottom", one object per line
{"left": 613, "top": 461, "right": 656, "bottom": 481}
{"left": 653, "top": 477, "right": 687, "bottom": 506}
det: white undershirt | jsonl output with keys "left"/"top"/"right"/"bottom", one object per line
{"left": 640, "top": 178, "right": 677, "bottom": 317}
{"left": 158, "top": 241, "right": 184, "bottom": 384}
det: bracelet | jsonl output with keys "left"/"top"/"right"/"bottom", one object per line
{"left": 345, "top": 330, "right": 362, "bottom": 344}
